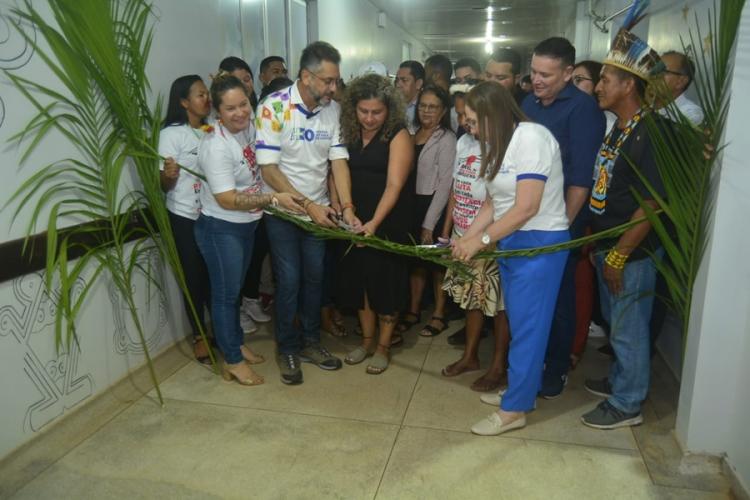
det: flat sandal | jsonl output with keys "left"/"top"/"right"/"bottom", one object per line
{"left": 366, "top": 343, "right": 391, "bottom": 375}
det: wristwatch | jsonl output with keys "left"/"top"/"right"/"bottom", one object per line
{"left": 481, "top": 232, "right": 491, "bottom": 245}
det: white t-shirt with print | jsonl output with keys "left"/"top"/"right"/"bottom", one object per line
{"left": 198, "top": 120, "right": 263, "bottom": 224}
{"left": 158, "top": 124, "right": 204, "bottom": 220}
{"left": 485, "top": 122, "right": 568, "bottom": 231}
{"left": 452, "top": 134, "right": 486, "bottom": 237}
{"left": 254, "top": 81, "right": 348, "bottom": 206}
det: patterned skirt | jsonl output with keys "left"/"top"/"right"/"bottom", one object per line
{"left": 442, "top": 257, "right": 504, "bottom": 316}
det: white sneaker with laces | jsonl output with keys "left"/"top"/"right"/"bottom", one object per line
{"left": 242, "top": 297, "right": 271, "bottom": 322}
{"left": 240, "top": 312, "right": 258, "bottom": 334}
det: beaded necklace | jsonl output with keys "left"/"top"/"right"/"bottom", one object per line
{"left": 589, "top": 108, "right": 645, "bottom": 214}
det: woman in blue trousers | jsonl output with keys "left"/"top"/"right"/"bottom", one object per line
{"left": 452, "top": 81, "right": 570, "bottom": 435}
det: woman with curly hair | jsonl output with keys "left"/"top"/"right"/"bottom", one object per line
{"left": 337, "top": 73, "right": 415, "bottom": 374}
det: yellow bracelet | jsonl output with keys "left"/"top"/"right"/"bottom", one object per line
{"left": 605, "top": 248, "right": 628, "bottom": 270}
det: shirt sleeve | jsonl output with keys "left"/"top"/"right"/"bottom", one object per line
{"left": 328, "top": 113, "right": 349, "bottom": 161}
{"left": 199, "top": 136, "right": 237, "bottom": 194}
{"left": 512, "top": 125, "right": 554, "bottom": 181}
{"left": 566, "top": 96, "right": 606, "bottom": 188}
{"left": 255, "top": 100, "right": 283, "bottom": 165}
{"left": 422, "top": 132, "right": 457, "bottom": 231}
{"left": 157, "top": 127, "right": 180, "bottom": 171}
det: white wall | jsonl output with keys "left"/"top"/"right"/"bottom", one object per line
{"left": 316, "top": 0, "right": 431, "bottom": 81}
{"left": 0, "top": 0, "right": 254, "bottom": 460}
{"left": 573, "top": 0, "right": 750, "bottom": 491}
{"left": 676, "top": 3, "right": 750, "bottom": 491}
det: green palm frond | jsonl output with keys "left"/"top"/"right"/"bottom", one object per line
{"left": 634, "top": 0, "right": 745, "bottom": 344}
{"left": 4, "top": 0, "right": 216, "bottom": 406}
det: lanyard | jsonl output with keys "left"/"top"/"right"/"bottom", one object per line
{"left": 589, "top": 109, "right": 645, "bottom": 215}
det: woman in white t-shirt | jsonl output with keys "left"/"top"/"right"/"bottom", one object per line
{"left": 195, "top": 73, "right": 303, "bottom": 386}
{"left": 452, "top": 81, "right": 570, "bottom": 436}
{"left": 440, "top": 131, "right": 510, "bottom": 393}
{"left": 159, "top": 75, "right": 212, "bottom": 364}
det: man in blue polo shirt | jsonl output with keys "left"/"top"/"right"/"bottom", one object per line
{"left": 522, "top": 37, "right": 606, "bottom": 399}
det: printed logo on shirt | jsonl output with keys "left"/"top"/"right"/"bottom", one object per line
{"left": 291, "top": 127, "right": 332, "bottom": 142}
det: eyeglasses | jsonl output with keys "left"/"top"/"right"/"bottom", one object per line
{"left": 309, "top": 71, "right": 340, "bottom": 88}
{"left": 418, "top": 103, "right": 442, "bottom": 112}
{"left": 573, "top": 75, "right": 592, "bottom": 84}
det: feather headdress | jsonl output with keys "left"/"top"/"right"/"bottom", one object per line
{"left": 604, "top": 0, "right": 664, "bottom": 81}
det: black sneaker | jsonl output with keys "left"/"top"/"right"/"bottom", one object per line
{"left": 581, "top": 400, "right": 643, "bottom": 429}
{"left": 597, "top": 343, "right": 615, "bottom": 357}
{"left": 539, "top": 373, "right": 567, "bottom": 400}
{"left": 299, "top": 344, "right": 342, "bottom": 370}
{"left": 277, "top": 353, "right": 303, "bottom": 385}
{"left": 584, "top": 377, "right": 613, "bottom": 398}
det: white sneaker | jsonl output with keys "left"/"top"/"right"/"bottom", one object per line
{"left": 242, "top": 297, "right": 271, "bottom": 322}
{"left": 240, "top": 312, "right": 258, "bottom": 334}
{"left": 480, "top": 387, "right": 507, "bottom": 406}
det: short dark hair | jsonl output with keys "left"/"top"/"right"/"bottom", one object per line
{"left": 259, "top": 77, "right": 294, "bottom": 102}
{"left": 454, "top": 57, "right": 481, "bottom": 75}
{"left": 299, "top": 41, "right": 341, "bottom": 74}
{"left": 163, "top": 74, "right": 204, "bottom": 128}
{"left": 399, "top": 60, "right": 425, "bottom": 82}
{"left": 574, "top": 60, "right": 604, "bottom": 87}
{"left": 219, "top": 56, "right": 253, "bottom": 77}
{"left": 424, "top": 54, "right": 453, "bottom": 84}
{"left": 533, "top": 37, "right": 575, "bottom": 68}
{"left": 663, "top": 50, "right": 695, "bottom": 89}
{"left": 489, "top": 47, "right": 522, "bottom": 75}
{"left": 259, "top": 55, "right": 285, "bottom": 75}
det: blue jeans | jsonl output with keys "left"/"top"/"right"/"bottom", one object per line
{"left": 194, "top": 215, "right": 258, "bottom": 364}
{"left": 498, "top": 230, "right": 570, "bottom": 412}
{"left": 595, "top": 249, "right": 662, "bottom": 414}
{"left": 265, "top": 214, "right": 326, "bottom": 355}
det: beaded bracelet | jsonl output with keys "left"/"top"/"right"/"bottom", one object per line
{"left": 605, "top": 248, "right": 628, "bottom": 270}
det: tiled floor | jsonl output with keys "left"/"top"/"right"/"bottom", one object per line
{"left": 2, "top": 317, "right": 734, "bottom": 499}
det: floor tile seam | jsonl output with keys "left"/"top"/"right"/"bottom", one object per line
{"left": 630, "top": 426, "right": 658, "bottom": 486}
{"left": 157, "top": 396, "right": 403, "bottom": 429}
{"left": 396, "top": 422, "right": 643, "bottom": 454}
{"left": 372, "top": 337, "right": 433, "bottom": 499}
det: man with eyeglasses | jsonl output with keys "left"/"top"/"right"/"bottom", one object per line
{"left": 256, "top": 41, "right": 361, "bottom": 385}
{"left": 522, "top": 37, "right": 606, "bottom": 400}
{"left": 658, "top": 50, "right": 704, "bottom": 125}
{"left": 395, "top": 60, "right": 425, "bottom": 134}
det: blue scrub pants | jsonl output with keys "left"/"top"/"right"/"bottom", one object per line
{"left": 498, "top": 229, "right": 570, "bottom": 412}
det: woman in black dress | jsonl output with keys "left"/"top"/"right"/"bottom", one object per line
{"left": 337, "top": 73, "right": 414, "bottom": 374}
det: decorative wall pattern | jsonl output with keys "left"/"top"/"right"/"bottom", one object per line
{"left": 0, "top": 8, "right": 36, "bottom": 129}
{"left": 0, "top": 274, "right": 94, "bottom": 433}
{"left": 109, "top": 249, "right": 168, "bottom": 355}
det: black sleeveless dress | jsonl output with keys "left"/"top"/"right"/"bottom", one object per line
{"left": 336, "top": 125, "right": 414, "bottom": 314}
